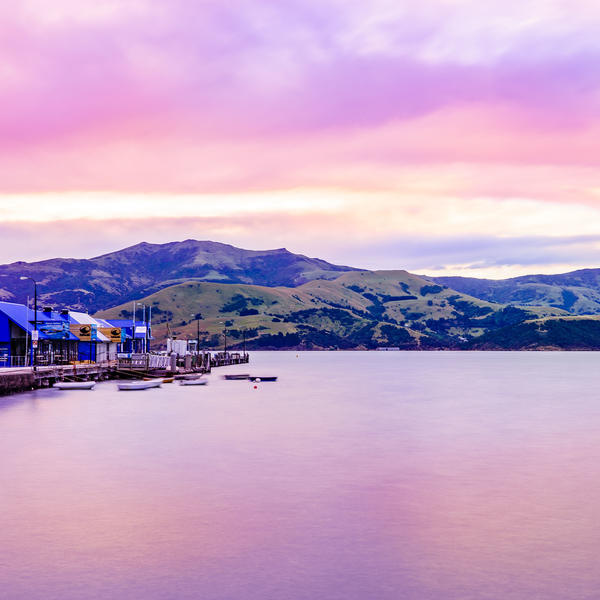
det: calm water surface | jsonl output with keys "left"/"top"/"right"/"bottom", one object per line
{"left": 2, "top": 351, "right": 600, "bottom": 599}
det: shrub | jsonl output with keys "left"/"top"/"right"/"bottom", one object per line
{"left": 420, "top": 285, "right": 443, "bottom": 296}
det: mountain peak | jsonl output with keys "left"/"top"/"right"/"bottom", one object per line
{"left": 0, "top": 240, "right": 359, "bottom": 312}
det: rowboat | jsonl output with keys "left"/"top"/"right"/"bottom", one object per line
{"left": 223, "top": 374, "right": 250, "bottom": 380}
{"left": 54, "top": 381, "right": 96, "bottom": 390}
{"left": 118, "top": 379, "right": 163, "bottom": 391}
{"left": 179, "top": 378, "right": 208, "bottom": 386}
{"left": 144, "top": 377, "right": 175, "bottom": 383}
{"left": 249, "top": 376, "right": 278, "bottom": 382}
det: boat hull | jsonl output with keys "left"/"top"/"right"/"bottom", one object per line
{"left": 118, "top": 380, "right": 163, "bottom": 391}
{"left": 54, "top": 381, "right": 96, "bottom": 390}
{"left": 179, "top": 379, "right": 208, "bottom": 386}
{"left": 144, "top": 377, "right": 175, "bottom": 383}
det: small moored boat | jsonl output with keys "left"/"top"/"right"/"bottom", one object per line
{"left": 249, "top": 376, "right": 278, "bottom": 382}
{"left": 54, "top": 381, "right": 96, "bottom": 390}
{"left": 223, "top": 374, "right": 250, "bottom": 380}
{"left": 179, "top": 378, "right": 208, "bottom": 386}
{"left": 118, "top": 379, "right": 163, "bottom": 391}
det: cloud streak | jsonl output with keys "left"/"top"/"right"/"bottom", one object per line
{"left": 3, "top": 1, "right": 600, "bottom": 146}
{"left": 2, "top": 216, "right": 600, "bottom": 280}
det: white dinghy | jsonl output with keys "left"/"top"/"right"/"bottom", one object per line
{"left": 54, "top": 381, "right": 96, "bottom": 390}
{"left": 179, "top": 378, "right": 208, "bottom": 386}
{"left": 118, "top": 379, "right": 163, "bottom": 391}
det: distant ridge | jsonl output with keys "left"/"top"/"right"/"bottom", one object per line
{"left": 430, "top": 268, "right": 600, "bottom": 315}
{"left": 0, "top": 239, "right": 359, "bottom": 312}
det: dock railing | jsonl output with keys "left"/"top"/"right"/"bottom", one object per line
{"left": 118, "top": 353, "right": 171, "bottom": 370}
{"left": 0, "top": 356, "right": 29, "bottom": 368}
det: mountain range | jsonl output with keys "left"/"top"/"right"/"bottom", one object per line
{"left": 96, "top": 270, "right": 564, "bottom": 350}
{"left": 5, "top": 239, "right": 600, "bottom": 350}
{"left": 0, "top": 240, "right": 357, "bottom": 312}
{"left": 430, "top": 270, "right": 600, "bottom": 315}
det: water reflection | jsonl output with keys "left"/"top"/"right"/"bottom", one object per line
{"left": 1, "top": 352, "right": 600, "bottom": 599}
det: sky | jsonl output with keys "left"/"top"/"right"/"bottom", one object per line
{"left": 1, "top": 0, "right": 600, "bottom": 278}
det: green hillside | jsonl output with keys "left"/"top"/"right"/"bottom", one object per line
{"left": 431, "top": 269, "right": 600, "bottom": 315}
{"left": 97, "top": 270, "right": 567, "bottom": 350}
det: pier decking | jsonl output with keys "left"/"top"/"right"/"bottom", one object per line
{"left": 0, "top": 352, "right": 249, "bottom": 396}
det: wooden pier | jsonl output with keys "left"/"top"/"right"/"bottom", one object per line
{"left": 0, "top": 352, "right": 250, "bottom": 396}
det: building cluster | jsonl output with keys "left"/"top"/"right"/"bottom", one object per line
{"left": 0, "top": 301, "right": 151, "bottom": 368}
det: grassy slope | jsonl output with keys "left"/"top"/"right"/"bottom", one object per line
{"left": 97, "top": 270, "right": 570, "bottom": 349}
{"left": 431, "top": 272, "right": 600, "bottom": 315}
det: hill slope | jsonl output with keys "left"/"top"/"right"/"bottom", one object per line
{"left": 0, "top": 240, "right": 357, "bottom": 312}
{"left": 431, "top": 269, "right": 600, "bottom": 315}
{"left": 97, "top": 270, "right": 566, "bottom": 350}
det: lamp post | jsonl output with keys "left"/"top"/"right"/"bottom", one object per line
{"left": 147, "top": 305, "right": 151, "bottom": 352}
{"left": 196, "top": 317, "right": 200, "bottom": 354}
{"left": 20, "top": 276, "right": 37, "bottom": 370}
{"left": 190, "top": 313, "right": 201, "bottom": 359}
{"left": 136, "top": 302, "right": 146, "bottom": 353}
{"left": 131, "top": 301, "right": 135, "bottom": 354}
{"left": 218, "top": 321, "right": 228, "bottom": 355}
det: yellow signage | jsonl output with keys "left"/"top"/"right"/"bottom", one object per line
{"left": 99, "top": 327, "right": 123, "bottom": 344}
{"left": 70, "top": 324, "right": 97, "bottom": 342}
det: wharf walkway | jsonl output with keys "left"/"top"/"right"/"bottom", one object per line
{"left": 0, "top": 352, "right": 250, "bottom": 396}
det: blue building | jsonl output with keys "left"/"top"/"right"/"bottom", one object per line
{"left": 0, "top": 301, "right": 79, "bottom": 367}
{"left": 0, "top": 302, "right": 146, "bottom": 367}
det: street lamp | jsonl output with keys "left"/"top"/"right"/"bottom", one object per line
{"left": 218, "top": 321, "right": 228, "bottom": 355}
{"left": 135, "top": 302, "right": 146, "bottom": 353}
{"left": 20, "top": 276, "right": 37, "bottom": 370}
{"left": 190, "top": 313, "right": 201, "bottom": 355}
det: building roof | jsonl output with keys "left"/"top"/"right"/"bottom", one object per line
{"left": 104, "top": 319, "right": 152, "bottom": 339}
{"left": 103, "top": 319, "right": 134, "bottom": 328}
{"left": 0, "top": 301, "right": 84, "bottom": 341}
{"left": 69, "top": 312, "right": 110, "bottom": 342}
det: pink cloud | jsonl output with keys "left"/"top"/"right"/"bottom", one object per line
{"left": 1, "top": 0, "right": 600, "bottom": 205}
{"left": 1, "top": 105, "right": 600, "bottom": 208}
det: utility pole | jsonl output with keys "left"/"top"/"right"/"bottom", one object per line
{"left": 20, "top": 276, "right": 38, "bottom": 370}
{"left": 135, "top": 302, "right": 146, "bottom": 353}
{"left": 145, "top": 306, "right": 151, "bottom": 353}
{"left": 132, "top": 301, "right": 136, "bottom": 354}
{"left": 142, "top": 304, "right": 146, "bottom": 353}
{"left": 197, "top": 319, "right": 200, "bottom": 355}
{"left": 190, "top": 313, "right": 201, "bottom": 355}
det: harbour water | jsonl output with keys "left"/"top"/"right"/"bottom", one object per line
{"left": 2, "top": 351, "right": 600, "bottom": 599}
